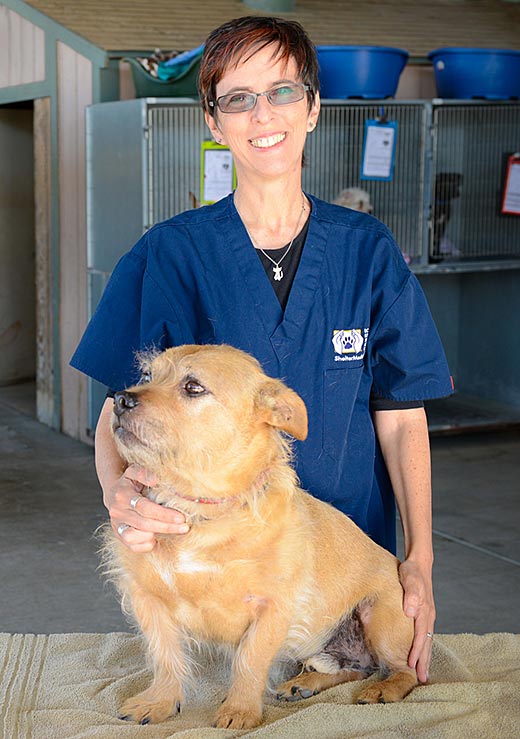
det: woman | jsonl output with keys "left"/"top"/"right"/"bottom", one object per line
{"left": 71, "top": 16, "right": 453, "bottom": 685}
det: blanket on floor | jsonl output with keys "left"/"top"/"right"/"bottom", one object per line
{"left": 1, "top": 631, "right": 519, "bottom": 738}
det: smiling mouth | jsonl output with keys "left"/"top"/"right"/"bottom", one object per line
{"left": 250, "top": 132, "right": 286, "bottom": 148}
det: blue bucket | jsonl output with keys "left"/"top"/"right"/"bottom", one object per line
{"left": 428, "top": 48, "right": 520, "bottom": 99}
{"left": 316, "top": 45, "right": 409, "bottom": 99}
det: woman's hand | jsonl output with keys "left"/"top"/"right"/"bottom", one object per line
{"left": 95, "top": 398, "right": 189, "bottom": 553}
{"left": 399, "top": 558, "right": 435, "bottom": 684}
{"left": 105, "top": 464, "right": 189, "bottom": 553}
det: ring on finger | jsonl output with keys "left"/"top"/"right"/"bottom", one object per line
{"left": 130, "top": 495, "right": 142, "bottom": 511}
{"left": 426, "top": 632, "right": 434, "bottom": 639}
{"left": 117, "top": 523, "right": 131, "bottom": 537}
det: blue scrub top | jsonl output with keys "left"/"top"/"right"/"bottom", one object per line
{"left": 71, "top": 194, "right": 453, "bottom": 553}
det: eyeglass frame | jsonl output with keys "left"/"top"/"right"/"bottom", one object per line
{"left": 208, "top": 82, "right": 312, "bottom": 114}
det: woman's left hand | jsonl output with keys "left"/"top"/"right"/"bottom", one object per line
{"left": 398, "top": 558, "right": 435, "bottom": 684}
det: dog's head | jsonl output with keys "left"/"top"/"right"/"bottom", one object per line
{"left": 333, "top": 187, "right": 373, "bottom": 214}
{"left": 111, "top": 345, "right": 307, "bottom": 511}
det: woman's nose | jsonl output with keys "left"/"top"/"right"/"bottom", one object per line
{"left": 113, "top": 391, "right": 140, "bottom": 417}
{"left": 252, "top": 93, "right": 274, "bottom": 122}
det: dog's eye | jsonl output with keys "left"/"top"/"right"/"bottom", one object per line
{"left": 184, "top": 379, "right": 206, "bottom": 396}
{"left": 140, "top": 370, "right": 152, "bottom": 384}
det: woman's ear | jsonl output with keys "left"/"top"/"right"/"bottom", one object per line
{"left": 204, "top": 110, "right": 226, "bottom": 146}
{"left": 307, "top": 91, "right": 320, "bottom": 132}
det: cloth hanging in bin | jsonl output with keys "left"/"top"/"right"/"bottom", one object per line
{"left": 157, "top": 43, "right": 204, "bottom": 80}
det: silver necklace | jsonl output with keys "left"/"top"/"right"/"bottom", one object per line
{"left": 253, "top": 196, "right": 307, "bottom": 281}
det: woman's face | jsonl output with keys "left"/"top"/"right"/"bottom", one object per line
{"left": 205, "top": 44, "right": 320, "bottom": 185}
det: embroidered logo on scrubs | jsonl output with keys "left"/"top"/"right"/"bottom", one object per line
{"left": 332, "top": 329, "right": 369, "bottom": 362}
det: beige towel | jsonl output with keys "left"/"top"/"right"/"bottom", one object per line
{"left": 1, "top": 631, "right": 519, "bottom": 738}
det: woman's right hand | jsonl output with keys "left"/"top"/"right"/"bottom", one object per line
{"left": 105, "top": 464, "right": 189, "bottom": 553}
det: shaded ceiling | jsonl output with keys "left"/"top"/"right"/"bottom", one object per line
{"left": 22, "top": 0, "right": 520, "bottom": 57}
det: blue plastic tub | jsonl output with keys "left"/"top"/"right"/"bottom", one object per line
{"left": 316, "top": 46, "right": 409, "bottom": 99}
{"left": 428, "top": 48, "right": 520, "bottom": 99}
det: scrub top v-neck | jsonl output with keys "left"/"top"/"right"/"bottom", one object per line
{"left": 255, "top": 218, "right": 309, "bottom": 311}
{"left": 225, "top": 195, "right": 329, "bottom": 373}
{"left": 71, "top": 193, "right": 453, "bottom": 552}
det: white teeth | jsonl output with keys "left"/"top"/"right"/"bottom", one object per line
{"left": 250, "top": 133, "right": 286, "bottom": 148}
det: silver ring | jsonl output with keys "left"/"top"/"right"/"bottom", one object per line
{"left": 130, "top": 495, "right": 142, "bottom": 511}
{"left": 117, "top": 523, "right": 131, "bottom": 537}
{"left": 426, "top": 632, "right": 434, "bottom": 639}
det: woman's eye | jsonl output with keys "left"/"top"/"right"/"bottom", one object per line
{"left": 184, "top": 380, "right": 206, "bottom": 396}
{"left": 229, "top": 93, "right": 247, "bottom": 104}
{"left": 272, "top": 85, "right": 292, "bottom": 97}
{"left": 140, "top": 371, "right": 152, "bottom": 384}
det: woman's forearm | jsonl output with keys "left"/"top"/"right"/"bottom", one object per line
{"left": 373, "top": 407, "right": 436, "bottom": 682}
{"left": 373, "top": 407, "right": 433, "bottom": 565}
{"left": 95, "top": 398, "right": 126, "bottom": 507}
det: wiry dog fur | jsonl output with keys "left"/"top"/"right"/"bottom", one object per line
{"left": 102, "top": 344, "right": 417, "bottom": 729}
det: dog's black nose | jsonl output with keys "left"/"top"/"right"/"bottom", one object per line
{"left": 113, "top": 391, "right": 140, "bottom": 417}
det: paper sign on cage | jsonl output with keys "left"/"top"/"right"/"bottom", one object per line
{"left": 360, "top": 120, "right": 398, "bottom": 182}
{"left": 501, "top": 154, "right": 520, "bottom": 216}
{"left": 200, "top": 142, "right": 236, "bottom": 205}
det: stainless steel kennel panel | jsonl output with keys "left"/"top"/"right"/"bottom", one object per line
{"left": 304, "top": 102, "right": 429, "bottom": 262}
{"left": 430, "top": 102, "right": 520, "bottom": 262}
{"left": 146, "top": 103, "right": 207, "bottom": 226}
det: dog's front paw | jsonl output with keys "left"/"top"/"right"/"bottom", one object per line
{"left": 214, "top": 700, "right": 262, "bottom": 730}
{"left": 118, "top": 689, "right": 182, "bottom": 725}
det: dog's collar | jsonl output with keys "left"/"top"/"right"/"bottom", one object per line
{"left": 156, "top": 469, "right": 271, "bottom": 507}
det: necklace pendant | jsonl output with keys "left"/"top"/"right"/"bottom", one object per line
{"left": 273, "top": 265, "right": 283, "bottom": 281}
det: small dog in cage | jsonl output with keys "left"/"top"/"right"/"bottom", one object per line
{"left": 333, "top": 187, "right": 373, "bottom": 213}
{"left": 432, "top": 172, "right": 463, "bottom": 262}
{"left": 104, "top": 344, "right": 417, "bottom": 729}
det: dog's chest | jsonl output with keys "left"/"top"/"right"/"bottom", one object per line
{"left": 174, "top": 549, "right": 223, "bottom": 575}
{"left": 148, "top": 545, "right": 277, "bottom": 641}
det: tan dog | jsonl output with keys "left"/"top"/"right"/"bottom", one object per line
{"left": 104, "top": 344, "right": 416, "bottom": 729}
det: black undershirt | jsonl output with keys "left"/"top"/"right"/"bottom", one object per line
{"left": 107, "top": 223, "right": 424, "bottom": 411}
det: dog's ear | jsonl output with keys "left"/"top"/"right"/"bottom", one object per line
{"left": 255, "top": 380, "right": 308, "bottom": 440}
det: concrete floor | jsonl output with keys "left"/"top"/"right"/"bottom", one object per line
{"left": 1, "top": 382, "right": 519, "bottom": 636}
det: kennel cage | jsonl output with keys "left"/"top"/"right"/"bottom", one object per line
{"left": 86, "top": 99, "right": 429, "bottom": 296}
{"left": 86, "top": 98, "right": 520, "bottom": 434}
{"left": 303, "top": 101, "right": 428, "bottom": 264}
{"left": 430, "top": 101, "right": 520, "bottom": 263}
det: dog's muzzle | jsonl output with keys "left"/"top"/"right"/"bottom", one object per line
{"left": 113, "top": 391, "right": 140, "bottom": 417}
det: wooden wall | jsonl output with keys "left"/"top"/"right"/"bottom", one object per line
{"left": 0, "top": 5, "right": 45, "bottom": 87}
{"left": 34, "top": 97, "right": 55, "bottom": 427}
{"left": 56, "top": 41, "right": 92, "bottom": 440}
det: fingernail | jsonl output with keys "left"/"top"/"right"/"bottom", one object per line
{"left": 178, "top": 524, "right": 190, "bottom": 534}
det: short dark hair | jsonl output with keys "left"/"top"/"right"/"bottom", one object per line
{"left": 198, "top": 16, "right": 319, "bottom": 117}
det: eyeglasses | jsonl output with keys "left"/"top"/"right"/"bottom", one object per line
{"left": 209, "top": 83, "right": 311, "bottom": 114}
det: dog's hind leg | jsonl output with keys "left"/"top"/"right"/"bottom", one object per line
{"left": 118, "top": 588, "right": 188, "bottom": 725}
{"left": 277, "top": 667, "right": 365, "bottom": 701}
{"left": 355, "top": 596, "right": 417, "bottom": 704}
{"left": 277, "top": 609, "right": 373, "bottom": 702}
